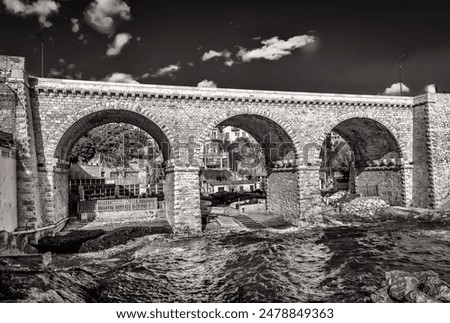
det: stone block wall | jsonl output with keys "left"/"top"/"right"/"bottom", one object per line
{"left": 267, "top": 169, "right": 300, "bottom": 223}
{"left": 0, "top": 86, "right": 16, "bottom": 135}
{"left": 6, "top": 63, "right": 44, "bottom": 231}
{"left": 426, "top": 93, "right": 450, "bottom": 208}
{"left": 163, "top": 170, "right": 175, "bottom": 228}
{"left": 355, "top": 168, "right": 403, "bottom": 206}
{"left": 412, "top": 98, "right": 433, "bottom": 207}
{"left": 297, "top": 166, "right": 322, "bottom": 222}
{"left": 169, "top": 167, "right": 201, "bottom": 234}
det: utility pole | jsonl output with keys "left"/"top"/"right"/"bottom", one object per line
{"left": 36, "top": 33, "right": 44, "bottom": 77}
{"left": 398, "top": 52, "right": 410, "bottom": 96}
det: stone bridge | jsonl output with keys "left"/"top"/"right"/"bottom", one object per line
{"left": 2, "top": 55, "right": 450, "bottom": 237}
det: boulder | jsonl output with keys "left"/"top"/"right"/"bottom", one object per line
{"left": 36, "top": 230, "right": 106, "bottom": 253}
{"left": 405, "top": 289, "right": 439, "bottom": 303}
{"left": 423, "top": 276, "right": 450, "bottom": 301}
{"left": 388, "top": 276, "right": 419, "bottom": 301}
{"left": 434, "top": 284, "right": 450, "bottom": 302}
{"left": 372, "top": 270, "right": 448, "bottom": 303}
{"left": 342, "top": 197, "right": 389, "bottom": 221}
{"left": 370, "top": 287, "right": 395, "bottom": 303}
{"left": 79, "top": 226, "right": 171, "bottom": 253}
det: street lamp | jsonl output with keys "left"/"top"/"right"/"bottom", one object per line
{"left": 36, "top": 33, "right": 45, "bottom": 77}
{"left": 398, "top": 52, "right": 410, "bottom": 96}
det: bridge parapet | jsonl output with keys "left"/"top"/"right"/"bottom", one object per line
{"left": 31, "top": 77, "right": 414, "bottom": 108}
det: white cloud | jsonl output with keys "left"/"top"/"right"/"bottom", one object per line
{"left": 106, "top": 32, "right": 132, "bottom": 57}
{"left": 150, "top": 64, "right": 181, "bottom": 78}
{"left": 383, "top": 82, "right": 410, "bottom": 95}
{"left": 84, "top": 0, "right": 131, "bottom": 35}
{"left": 237, "top": 35, "right": 315, "bottom": 62}
{"left": 201, "top": 49, "right": 234, "bottom": 66}
{"left": 197, "top": 79, "right": 217, "bottom": 88}
{"left": 425, "top": 84, "right": 437, "bottom": 93}
{"left": 102, "top": 72, "right": 139, "bottom": 83}
{"left": 47, "top": 67, "right": 63, "bottom": 77}
{"left": 71, "top": 18, "right": 80, "bottom": 33}
{"left": 47, "top": 62, "right": 82, "bottom": 79}
{"left": 2, "top": 0, "right": 60, "bottom": 27}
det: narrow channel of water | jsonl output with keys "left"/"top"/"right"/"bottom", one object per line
{"left": 54, "top": 222, "right": 450, "bottom": 302}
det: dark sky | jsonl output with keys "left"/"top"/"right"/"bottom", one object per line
{"left": 1, "top": 0, "right": 450, "bottom": 95}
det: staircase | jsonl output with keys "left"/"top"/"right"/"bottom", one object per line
{"left": 232, "top": 214, "right": 267, "bottom": 230}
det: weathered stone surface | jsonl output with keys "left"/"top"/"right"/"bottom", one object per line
{"left": 404, "top": 289, "right": 439, "bottom": 303}
{"left": 388, "top": 276, "right": 419, "bottom": 301}
{"left": 36, "top": 230, "right": 105, "bottom": 253}
{"left": 78, "top": 226, "right": 172, "bottom": 253}
{"left": 423, "top": 276, "right": 450, "bottom": 301}
{"left": 370, "top": 287, "right": 394, "bottom": 303}
{"left": 342, "top": 197, "right": 389, "bottom": 221}
{"left": 371, "top": 270, "right": 447, "bottom": 303}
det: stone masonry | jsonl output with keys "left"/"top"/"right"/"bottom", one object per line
{"left": 1, "top": 55, "right": 450, "bottom": 235}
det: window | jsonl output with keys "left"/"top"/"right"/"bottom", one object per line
{"left": 218, "top": 187, "right": 225, "bottom": 192}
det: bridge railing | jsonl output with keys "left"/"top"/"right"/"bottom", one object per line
{"left": 78, "top": 197, "right": 165, "bottom": 213}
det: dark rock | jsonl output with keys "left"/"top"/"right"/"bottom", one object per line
{"left": 16, "top": 268, "right": 100, "bottom": 302}
{"left": 385, "top": 270, "right": 411, "bottom": 285}
{"left": 36, "top": 230, "right": 106, "bottom": 253}
{"left": 79, "top": 226, "right": 172, "bottom": 253}
{"left": 434, "top": 284, "right": 450, "bottom": 302}
{"left": 370, "top": 287, "right": 395, "bottom": 303}
{"left": 0, "top": 271, "right": 26, "bottom": 300}
{"left": 416, "top": 270, "right": 439, "bottom": 285}
{"left": 388, "top": 276, "right": 419, "bottom": 301}
{"left": 405, "top": 289, "right": 439, "bottom": 303}
{"left": 423, "top": 276, "right": 449, "bottom": 298}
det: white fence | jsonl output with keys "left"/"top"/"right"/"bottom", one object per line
{"left": 78, "top": 197, "right": 165, "bottom": 213}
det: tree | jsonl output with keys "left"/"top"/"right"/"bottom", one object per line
{"left": 69, "top": 136, "right": 96, "bottom": 163}
{"left": 69, "top": 123, "right": 162, "bottom": 169}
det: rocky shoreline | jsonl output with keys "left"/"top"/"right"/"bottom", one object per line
{"left": 35, "top": 226, "right": 172, "bottom": 254}
{"left": 323, "top": 196, "right": 450, "bottom": 225}
{"left": 371, "top": 270, "right": 450, "bottom": 303}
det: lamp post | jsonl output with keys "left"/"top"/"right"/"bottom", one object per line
{"left": 36, "top": 33, "right": 44, "bottom": 77}
{"left": 398, "top": 52, "right": 410, "bottom": 96}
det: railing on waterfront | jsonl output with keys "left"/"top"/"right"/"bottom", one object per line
{"left": 78, "top": 197, "right": 165, "bottom": 213}
{"left": 70, "top": 180, "right": 164, "bottom": 198}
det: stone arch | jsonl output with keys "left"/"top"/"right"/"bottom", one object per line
{"left": 195, "top": 108, "right": 303, "bottom": 223}
{"left": 194, "top": 108, "right": 302, "bottom": 166}
{"left": 312, "top": 112, "right": 408, "bottom": 165}
{"left": 48, "top": 101, "right": 175, "bottom": 164}
{"left": 314, "top": 113, "right": 407, "bottom": 206}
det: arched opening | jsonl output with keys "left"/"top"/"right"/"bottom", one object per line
{"left": 319, "top": 118, "right": 404, "bottom": 206}
{"left": 50, "top": 109, "right": 172, "bottom": 227}
{"left": 198, "top": 113, "right": 300, "bottom": 228}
